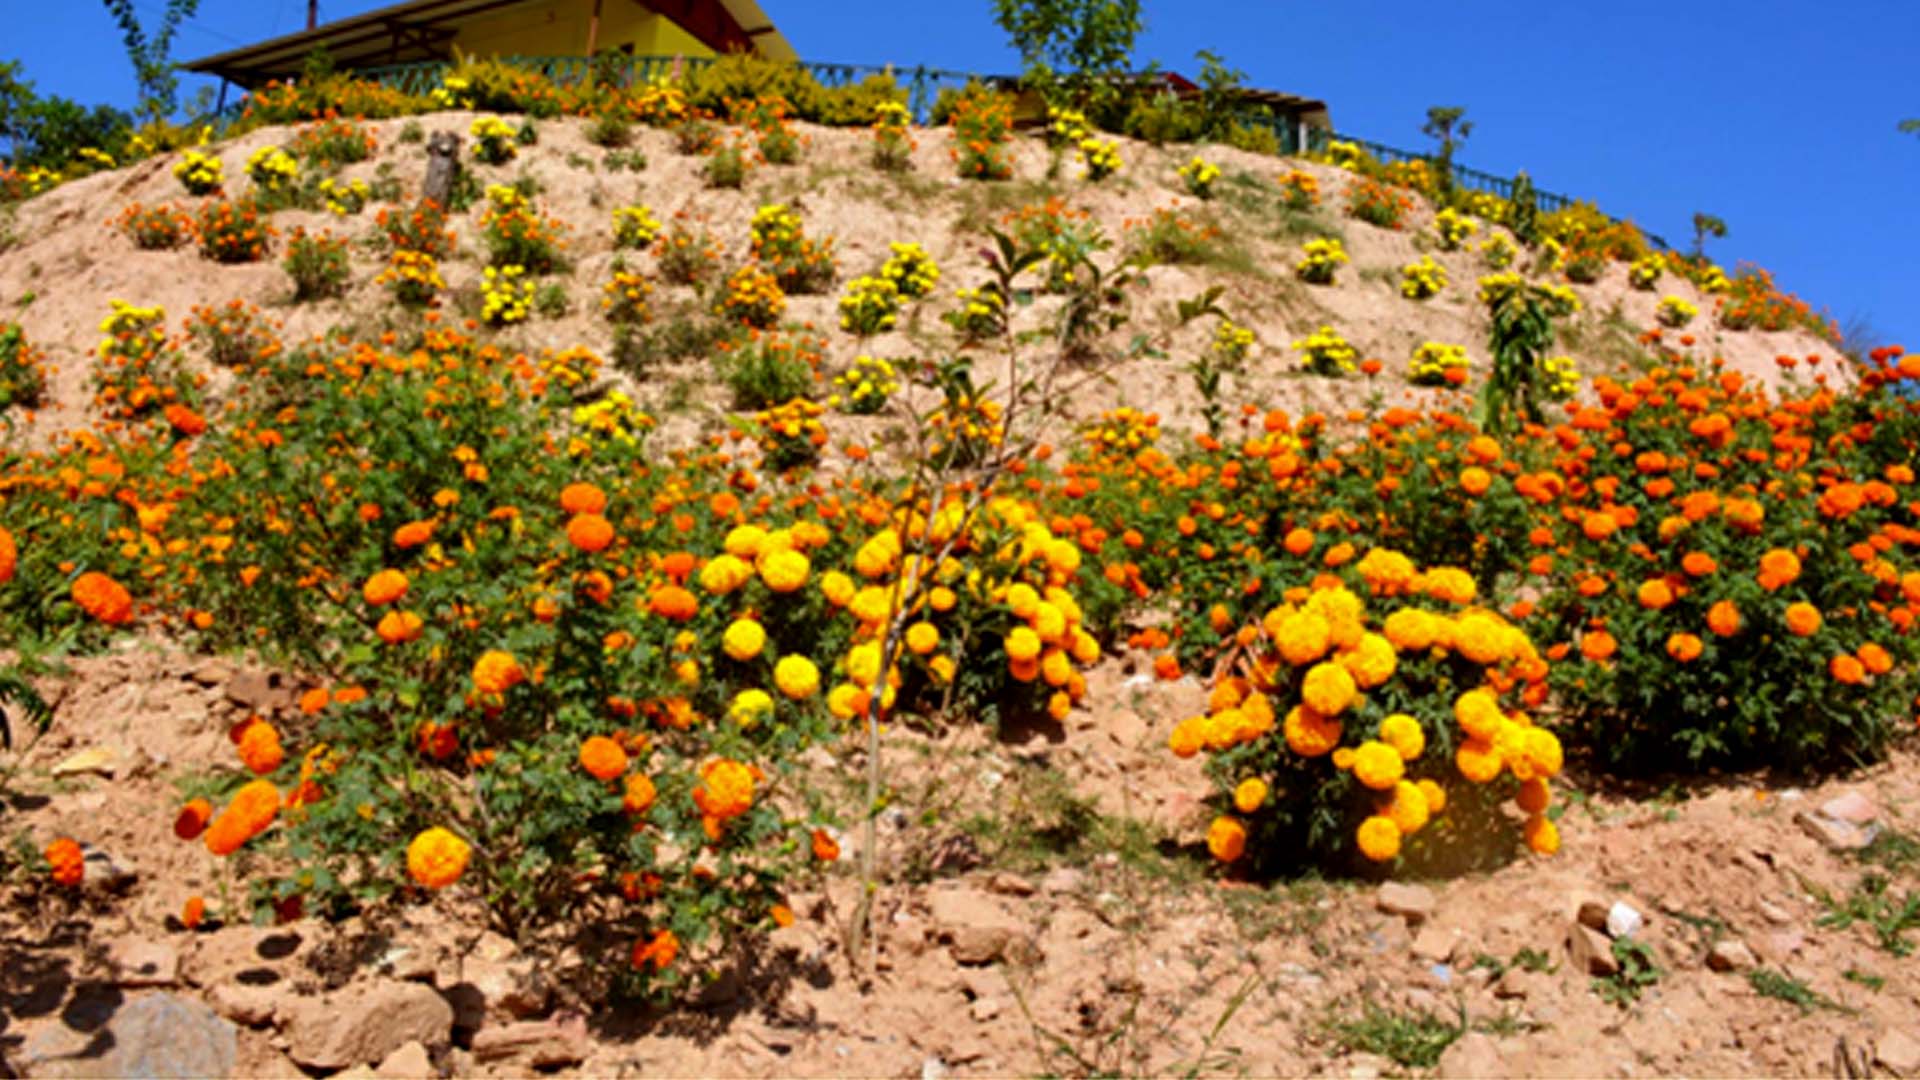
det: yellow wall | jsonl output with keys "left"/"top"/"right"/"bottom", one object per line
{"left": 451, "top": 3, "right": 717, "bottom": 59}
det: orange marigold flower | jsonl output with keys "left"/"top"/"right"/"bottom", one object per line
{"left": 45, "top": 837, "right": 84, "bottom": 886}
{"left": 377, "top": 609, "right": 424, "bottom": 644}
{"left": 622, "top": 773, "right": 656, "bottom": 815}
{"left": 1206, "top": 815, "right": 1247, "bottom": 862}
{"left": 560, "top": 481, "right": 608, "bottom": 515}
{"left": 472, "top": 650, "right": 525, "bottom": 695}
{"left": 1784, "top": 602, "right": 1822, "bottom": 636}
{"left": 1858, "top": 643, "right": 1894, "bottom": 676}
{"left": 393, "top": 519, "right": 436, "bottom": 548}
{"left": 1681, "top": 552, "right": 1717, "bottom": 577}
{"left": 1524, "top": 814, "right": 1560, "bottom": 855}
{"left": 693, "top": 758, "right": 756, "bottom": 820}
{"left": 1579, "top": 629, "right": 1617, "bottom": 662}
{"left": 299, "top": 687, "right": 330, "bottom": 714}
{"left": 236, "top": 720, "right": 285, "bottom": 775}
{"left": 649, "top": 584, "right": 699, "bottom": 621}
{"left": 182, "top": 895, "right": 206, "bottom": 930}
{"left": 1637, "top": 579, "right": 1675, "bottom": 610}
{"left": 812, "top": 827, "right": 841, "bottom": 861}
{"left": 580, "top": 735, "right": 629, "bottom": 780}
{"left": 1581, "top": 512, "right": 1618, "bottom": 541}
{"left": 1757, "top": 548, "right": 1801, "bottom": 590}
{"left": 1355, "top": 815, "right": 1401, "bottom": 861}
{"left": 1666, "top": 633, "right": 1703, "bottom": 663}
{"left": 1707, "top": 600, "right": 1742, "bottom": 637}
{"left": 1830, "top": 654, "right": 1866, "bottom": 684}
{"left": 0, "top": 525, "right": 15, "bottom": 585}
{"left": 406, "top": 826, "right": 471, "bottom": 889}
{"left": 567, "top": 512, "right": 615, "bottom": 553}
{"left": 174, "top": 798, "right": 214, "bottom": 840}
{"left": 632, "top": 928, "right": 678, "bottom": 971}
{"left": 72, "top": 571, "right": 133, "bottom": 625}
{"left": 362, "top": 568, "right": 408, "bottom": 606}
{"left": 205, "top": 779, "right": 280, "bottom": 856}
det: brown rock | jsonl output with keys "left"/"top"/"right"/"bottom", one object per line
{"left": 470, "top": 1018, "right": 588, "bottom": 1068}
{"left": 1877, "top": 1030, "right": 1920, "bottom": 1075}
{"left": 1705, "top": 939, "right": 1757, "bottom": 973}
{"left": 1437, "top": 1032, "right": 1507, "bottom": 1079}
{"left": 1376, "top": 881, "right": 1436, "bottom": 924}
{"left": 1494, "top": 967, "right": 1546, "bottom": 1000}
{"left": 22, "top": 992, "right": 236, "bottom": 1080}
{"left": 1574, "top": 896, "right": 1612, "bottom": 932}
{"left": 928, "top": 884, "right": 1037, "bottom": 966}
{"left": 109, "top": 938, "right": 180, "bottom": 987}
{"left": 1411, "top": 926, "right": 1459, "bottom": 964}
{"left": 209, "top": 981, "right": 280, "bottom": 1027}
{"left": 1567, "top": 922, "right": 1619, "bottom": 977}
{"left": 375, "top": 1040, "right": 435, "bottom": 1078}
{"left": 286, "top": 979, "right": 453, "bottom": 1071}
{"left": 451, "top": 931, "right": 549, "bottom": 1029}
{"left": 987, "top": 872, "right": 1037, "bottom": 897}
{"left": 1796, "top": 809, "right": 1871, "bottom": 851}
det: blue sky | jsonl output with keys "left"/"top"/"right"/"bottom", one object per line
{"left": 10, "top": 1, "right": 1920, "bottom": 351}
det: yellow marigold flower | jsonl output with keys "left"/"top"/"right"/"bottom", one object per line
{"left": 1005, "top": 582, "right": 1040, "bottom": 618}
{"left": 929, "top": 586, "right": 957, "bottom": 612}
{"left": 1453, "top": 688, "right": 1503, "bottom": 740}
{"left": 1524, "top": 814, "right": 1560, "bottom": 855}
{"left": 722, "top": 618, "right": 766, "bottom": 661}
{"left": 1416, "top": 778, "right": 1447, "bottom": 815}
{"left": 1301, "top": 661, "right": 1358, "bottom": 716}
{"left": 1421, "top": 567, "right": 1477, "bottom": 604}
{"left": 1206, "top": 816, "right": 1247, "bottom": 862}
{"left": 928, "top": 654, "right": 956, "bottom": 684}
{"left": 774, "top": 655, "right": 820, "bottom": 699}
{"left": 1356, "top": 815, "right": 1401, "bottom": 861}
{"left": 1202, "top": 709, "right": 1243, "bottom": 751}
{"left": 1378, "top": 713, "right": 1425, "bottom": 761}
{"left": 700, "top": 553, "right": 754, "bottom": 595}
{"left": 1453, "top": 611, "right": 1509, "bottom": 665}
{"left": 1169, "top": 716, "right": 1205, "bottom": 758}
{"left": 1385, "top": 779, "right": 1430, "bottom": 834}
{"left": 1031, "top": 602, "right": 1067, "bottom": 644}
{"left": 1275, "top": 610, "right": 1331, "bottom": 665}
{"left": 1455, "top": 737, "right": 1503, "bottom": 783}
{"left": 1355, "top": 548, "right": 1417, "bottom": 594}
{"left": 1283, "top": 705, "right": 1342, "bottom": 757}
{"left": 1382, "top": 608, "right": 1437, "bottom": 652}
{"left": 1069, "top": 628, "right": 1101, "bottom": 665}
{"left": 724, "top": 524, "right": 767, "bottom": 558}
{"left": 1305, "top": 587, "right": 1366, "bottom": 649}
{"left": 1524, "top": 728, "right": 1563, "bottom": 777}
{"left": 1338, "top": 633, "right": 1398, "bottom": 688}
{"left": 846, "top": 641, "right": 883, "bottom": 687}
{"left": 730, "top": 688, "right": 774, "bottom": 727}
{"left": 820, "top": 570, "right": 856, "bottom": 607}
{"left": 1350, "top": 740, "right": 1403, "bottom": 790}
{"left": 407, "top": 827, "right": 471, "bottom": 889}
{"left": 1005, "top": 625, "right": 1042, "bottom": 663}
{"left": 1041, "top": 648, "right": 1073, "bottom": 687}
{"left": 1784, "top": 601, "right": 1822, "bottom": 636}
{"left": 759, "top": 548, "right": 810, "bottom": 593}
{"left": 1233, "top": 777, "right": 1269, "bottom": 813}
{"left": 849, "top": 586, "right": 892, "bottom": 626}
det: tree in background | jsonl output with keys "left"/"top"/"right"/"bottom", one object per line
{"left": 100, "top": 0, "right": 202, "bottom": 122}
{"left": 1691, "top": 212, "right": 1728, "bottom": 258}
{"left": 0, "top": 59, "right": 133, "bottom": 169}
{"left": 1422, "top": 105, "right": 1472, "bottom": 197}
{"left": 1507, "top": 171, "right": 1539, "bottom": 247}
{"left": 991, "top": 0, "right": 1144, "bottom": 110}
{"left": 1901, "top": 118, "right": 1919, "bottom": 137}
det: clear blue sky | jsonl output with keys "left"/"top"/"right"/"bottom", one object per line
{"left": 10, "top": 1, "right": 1920, "bottom": 351}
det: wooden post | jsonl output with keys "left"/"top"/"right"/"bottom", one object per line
{"left": 584, "top": 0, "right": 603, "bottom": 85}
{"left": 307, "top": 0, "right": 318, "bottom": 30}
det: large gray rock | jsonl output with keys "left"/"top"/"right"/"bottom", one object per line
{"left": 22, "top": 992, "right": 237, "bottom": 1079}
{"left": 286, "top": 979, "right": 453, "bottom": 1071}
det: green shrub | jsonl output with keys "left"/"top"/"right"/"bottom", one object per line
{"left": 718, "top": 332, "right": 817, "bottom": 408}
{"left": 0, "top": 323, "right": 47, "bottom": 411}
{"left": 284, "top": 228, "right": 351, "bottom": 301}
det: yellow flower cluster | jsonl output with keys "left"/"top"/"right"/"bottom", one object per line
{"left": 1400, "top": 255, "right": 1447, "bottom": 300}
{"left": 1539, "top": 354, "right": 1580, "bottom": 400}
{"left": 470, "top": 116, "right": 518, "bottom": 164}
{"left": 318, "top": 177, "right": 370, "bottom": 215}
{"left": 245, "top": 145, "right": 298, "bottom": 190}
{"left": 1628, "top": 253, "right": 1663, "bottom": 290}
{"left": 485, "top": 183, "right": 527, "bottom": 213}
{"left": 376, "top": 250, "right": 444, "bottom": 306}
{"left": 1295, "top": 237, "right": 1349, "bottom": 284}
{"left": 879, "top": 242, "right": 940, "bottom": 299}
{"left": 1324, "top": 140, "right": 1366, "bottom": 171}
{"left": 1433, "top": 207, "right": 1478, "bottom": 250}
{"left": 830, "top": 355, "right": 898, "bottom": 415}
{"left": 98, "top": 300, "right": 167, "bottom": 356}
{"left": 1081, "top": 407, "right": 1161, "bottom": 457}
{"left": 1078, "top": 138, "right": 1121, "bottom": 181}
{"left": 480, "top": 264, "right": 533, "bottom": 326}
{"left": 172, "top": 150, "right": 223, "bottom": 195}
{"left": 1478, "top": 232, "right": 1517, "bottom": 270}
{"left": 945, "top": 285, "right": 1004, "bottom": 342}
{"left": 838, "top": 275, "right": 902, "bottom": 336}
{"left": 1170, "top": 562, "right": 1562, "bottom": 865}
{"left": 1211, "top": 319, "right": 1254, "bottom": 368}
{"left": 431, "top": 75, "right": 474, "bottom": 109}
{"left": 1408, "top": 341, "right": 1469, "bottom": 386}
{"left": 1047, "top": 106, "right": 1090, "bottom": 145}
{"left": 1291, "top": 325, "right": 1358, "bottom": 376}
{"left": 753, "top": 397, "right": 827, "bottom": 469}
{"left": 569, "top": 390, "right": 654, "bottom": 454}
{"left": 927, "top": 392, "right": 1005, "bottom": 462}
{"left": 1177, "top": 156, "right": 1220, "bottom": 199}
{"left": 612, "top": 204, "right": 662, "bottom": 250}
{"left": 601, "top": 268, "right": 652, "bottom": 325}
{"left": 1655, "top": 295, "right": 1698, "bottom": 328}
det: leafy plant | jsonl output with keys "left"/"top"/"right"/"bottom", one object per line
{"left": 283, "top": 228, "right": 350, "bottom": 301}
{"left": 1593, "top": 938, "right": 1662, "bottom": 1006}
{"left": 1748, "top": 968, "right": 1848, "bottom": 1014}
{"left": 1329, "top": 1000, "right": 1465, "bottom": 1069}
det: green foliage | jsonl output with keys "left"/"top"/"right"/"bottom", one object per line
{"left": 1813, "top": 874, "right": 1920, "bottom": 957}
{"left": 1121, "top": 90, "right": 1201, "bottom": 146}
{"left": 1328, "top": 1000, "right": 1465, "bottom": 1069}
{"left": 1507, "top": 171, "right": 1538, "bottom": 246}
{"left": 1747, "top": 968, "right": 1847, "bottom": 1014}
{"left": 0, "top": 322, "right": 47, "bottom": 410}
{"left": 283, "top": 229, "right": 350, "bottom": 302}
{"left": 0, "top": 61, "right": 134, "bottom": 172}
{"left": 1593, "top": 937, "right": 1662, "bottom": 1006}
{"left": 703, "top": 143, "right": 746, "bottom": 189}
{"left": 719, "top": 334, "right": 815, "bottom": 409}
{"left": 1691, "top": 211, "right": 1728, "bottom": 257}
{"left": 586, "top": 111, "right": 632, "bottom": 149}
{"left": 100, "top": 0, "right": 202, "bottom": 121}
{"left": 1422, "top": 105, "right": 1472, "bottom": 195}
{"left": 1478, "top": 281, "right": 1559, "bottom": 435}
{"left": 991, "top": 0, "right": 1144, "bottom": 109}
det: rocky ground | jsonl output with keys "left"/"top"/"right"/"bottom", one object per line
{"left": 3, "top": 639, "right": 1918, "bottom": 1078}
